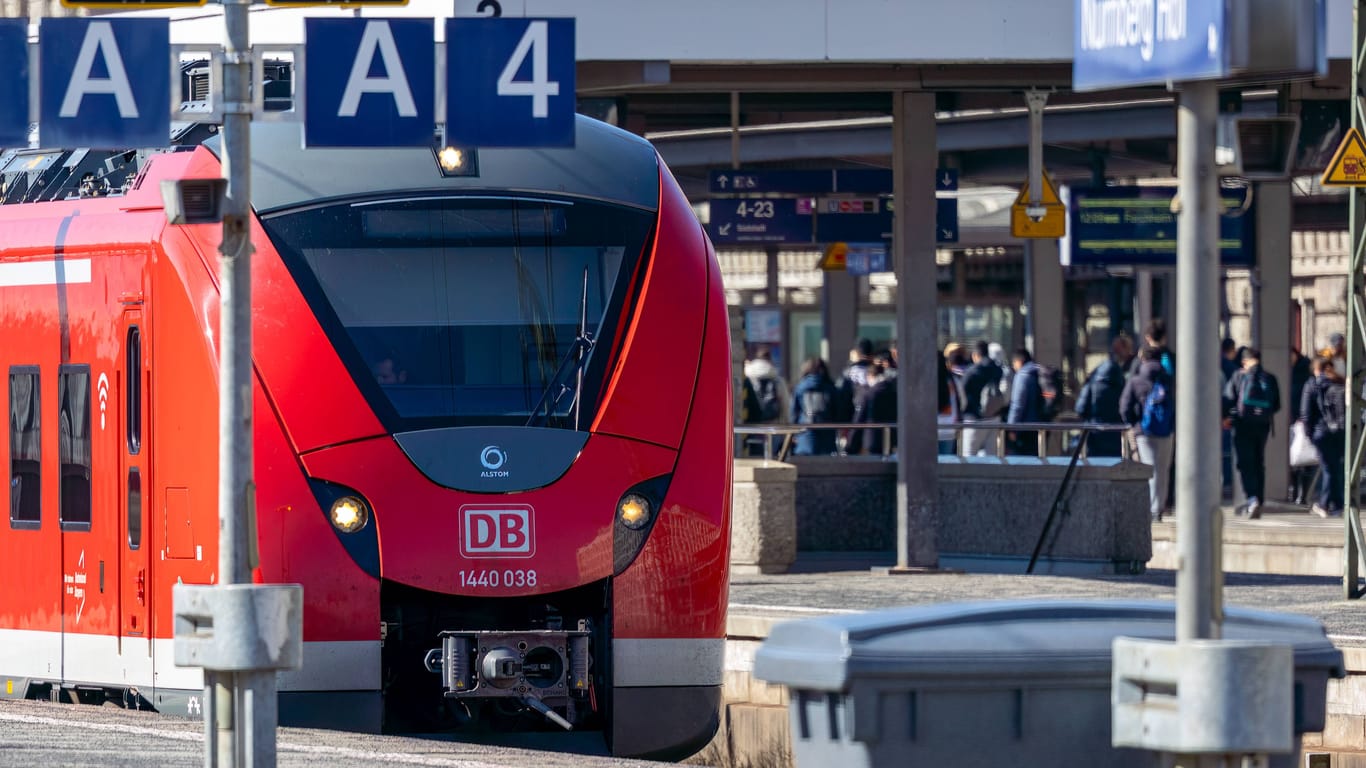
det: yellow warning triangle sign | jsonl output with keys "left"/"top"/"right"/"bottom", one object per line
{"left": 819, "top": 241, "right": 848, "bottom": 271}
{"left": 1322, "top": 127, "right": 1366, "bottom": 186}
{"left": 1014, "top": 171, "right": 1063, "bottom": 206}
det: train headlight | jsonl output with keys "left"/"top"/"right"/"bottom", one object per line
{"left": 330, "top": 496, "right": 370, "bottom": 534}
{"left": 616, "top": 493, "right": 652, "bottom": 530}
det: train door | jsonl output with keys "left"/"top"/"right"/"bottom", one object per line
{"left": 57, "top": 359, "right": 96, "bottom": 679}
{"left": 121, "top": 313, "right": 151, "bottom": 659}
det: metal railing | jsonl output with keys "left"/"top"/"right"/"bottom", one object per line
{"left": 735, "top": 421, "right": 1137, "bottom": 463}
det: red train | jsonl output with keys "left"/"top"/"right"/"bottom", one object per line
{"left": 0, "top": 116, "right": 731, "bottom": 759}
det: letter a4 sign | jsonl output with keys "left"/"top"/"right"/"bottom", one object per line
{"left": 446, "top": 18, "right": 575, "bottom": 148}
{"left": 1321, "top": 127, "right": 1366, "bottom": 187}
{"left": 40, "top": 19, "right": 169, "bottom": 149}
{"left": 305, "top": 19, "right": 435, "bottom": 148}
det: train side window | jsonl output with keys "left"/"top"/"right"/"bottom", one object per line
{"left": 8, "top": 366, "right": 40, "bottom": 529}
{"left": 58, "top": 365, "right": 92, "bottom": 530}
{"left": 126, "top": 326, "right": 140, "bottom": 455}
{"left": 127, "top": 467, "right": 141, "bottom": 550}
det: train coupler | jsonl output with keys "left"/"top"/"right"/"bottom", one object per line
{"left": 424, "top": 621, "right": 593, "bottom": 728}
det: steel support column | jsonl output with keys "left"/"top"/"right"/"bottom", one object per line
{"left": 1347, "top": 0, "right": 1366, "bottom": 599}
{"left": 891, "top": 90, "right": 939, "bottom": 570}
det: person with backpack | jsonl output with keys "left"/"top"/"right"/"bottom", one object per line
{"left": 960, "top": 340, "right": 1006, "bottom": 457}
{"left": 1120, "top": 346, "right": 1176, "bottom": 521}
{"left": 1075, "top": 335, "right": 1133, "bottom": 457}
{"left": 1223, "top": 347, "right": 1281, "bottom": 519}
{"left": 1302, "top": 357, "right": 1347, "bottom": 517}
{"left": 743, "top": 346, "right": 790, "bottom": 456}
{"left": 790, "top": 357, "right": 838, "bottom": 456}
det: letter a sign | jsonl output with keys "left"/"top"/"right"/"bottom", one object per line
{"left": 305, "top": 19, "right": 435, "bottom": 148}
{"left": 40, "top": 19, "right": 169, "bottom": 149}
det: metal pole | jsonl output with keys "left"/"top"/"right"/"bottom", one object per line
{"left": 1345, "top": 0, "right": 1366, "bottom": 599}
{"left": 1174, "top": 81, "right": 1222, "bottom": 642}
{"left": 213, "top": 0, "right": 261, "bottom": 763}
{"left": 1025, "top": 90, "right": 1047, "bottom": 216}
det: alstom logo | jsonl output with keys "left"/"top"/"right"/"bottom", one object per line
{"left": 460, "top": 505, "right": 535, "bottom": 558}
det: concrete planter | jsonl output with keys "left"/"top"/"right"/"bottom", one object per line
{"left": 730, "top": 459, "right": 798, "bottom": 575}
{"left": 786, "top": 456, "right": 1153, "bottom": 574}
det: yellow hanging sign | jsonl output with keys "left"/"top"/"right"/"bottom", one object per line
{"left": 1010, "top": 171, "right": 1066, "bottom": 239}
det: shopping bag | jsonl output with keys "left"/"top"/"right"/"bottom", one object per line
{"left": 1290, "top": 421, "right": 1320, "bottom": 467}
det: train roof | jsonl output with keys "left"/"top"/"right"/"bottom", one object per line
{"left": 0, "top": 115, "right": 660, "bottom": 214}
{"left": 207, "top": 116, "right": 660, "bottom": 215}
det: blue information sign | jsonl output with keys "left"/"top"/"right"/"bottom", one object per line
{"left": 446, "top": 18, "right": 574, "bottom": 148}
{"left": 305, "top": 19, "right": 434, "bottom": 148}
{"left": 40, "top": 19, "right": 169, "bottom": 149}
{"left": 937, "top": 198, "right": 959, "bottom": 243}
{"left": 1073, "top": 0, "right": 1226, "bottom": 91}
{"left": 710, "top": 168, "right": 953, "bottom": 195}
{"left": 709, "top": 198, "right": 811, "bottom": 245}
{"left": 0, "top": 20, "right": 27, "bottom": 148}
{"left": 1065, "top": 186, "right": 1254, "bottom": 267}
{"left": 846, "top": 245, "right": 889, "bottom": 276}
{"left": 709, "top": 169, "right": 833, "bottom": 195}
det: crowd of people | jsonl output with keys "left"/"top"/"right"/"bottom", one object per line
{"left": 740, "top": 320, "right": 1352, "bottom": 523}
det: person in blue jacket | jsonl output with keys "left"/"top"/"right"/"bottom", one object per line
{"left": 790, "top": 357, "right": 838, "bottom": 456}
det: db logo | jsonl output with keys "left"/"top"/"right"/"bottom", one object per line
{"left": 460, "top": 505, "right": 535, "bottom": 559}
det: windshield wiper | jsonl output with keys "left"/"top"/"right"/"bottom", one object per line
{"left": 525, "top": 268, "right": 595, "bottom": 429}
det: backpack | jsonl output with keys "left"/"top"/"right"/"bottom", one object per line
{"left": 1322, "top": 379, "right": 1347, "bottom": 434}
{"left": 740, "top": 378, "right": 761, "bottom": 425}
{"left": 801, "top": 388, "right": 832, "bottom": 424}
{"left": 1140, "top": 380, "right": 1175, "bottom": 437}
{"left": 1237, "top": 370, "right": 1276, "bottom": 425}
{"left": 1037, "top": 365, "right": 1064, "bottom": 421}
{"left": 980, "top": 369, "right": 1008, "bottom": 419}
{"left": 754, "top": 377, "right": 781, "bottom": 422}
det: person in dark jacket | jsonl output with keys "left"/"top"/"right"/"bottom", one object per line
{"left": 1302, "top": 357, "right": 1346, "bottom": 516}
{"left": 960, "top": 340, "right": 1005, "bottom": 457}
{"left": 1223, "top": 347, "right": 1281, "bottom": 519}
{"left": 1130, "top": 319, "right": 1175, "bottom": 379}
{"left": 1006, "top": 349, "right": 1044, "bottom": 456}
{"left": 1220, "top": 338, "right": 1241, "bottom": 496}
{"left": 790, "top": 357, "right": 838, "bottom": 456}
{"left": 1289, "top": 347, "right": 1314, "bottom": 504}
{"left": 1120, "top": 347, "right": 1175, "bottom": 521}
{"left": 1075, "top": 335, "right": 1133, "bottom": 457}
{"left": 835, "top": 339, "right": 876, "bottom": 453}
{"left": 863, "top": 353, "right": 899, "bottom": 455}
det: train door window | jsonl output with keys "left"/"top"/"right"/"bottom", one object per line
{"left": 126, "top": 326, "right": 140, "bottom": 455}
{"left": 58, "top": 365, "right": 92, "bottom": 530}
{"left": 127, "top": 467, "right": 141, "bottom": 550}
{"left": 8, "top": 366, "right": 40, "bottom": 529}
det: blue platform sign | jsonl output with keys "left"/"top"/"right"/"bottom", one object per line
{"left": 0, "top": 20, "right": 28, "bottom": 148}
{"left": 1065, "top": 185, "right": 1254, "bottom": 266}
{"left": 709, "top": 198, "right": 811, "bottom": 245}
{"left": 40, "top": 19, "right": 169, "bottom": 149}
{"left": 305, "top": 19, "right": 435, "bottom": 148}
{"left": 1073, "top": 0, "right": 1226, "bottom": 91}
{"left": 446, "top": 18, "right": 575, "bottom": 148}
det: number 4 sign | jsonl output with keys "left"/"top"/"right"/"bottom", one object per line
{"left": 446, "top": 18, "right": 575, "bottom": 148}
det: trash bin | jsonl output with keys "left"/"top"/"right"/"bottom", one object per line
{"left": 752, "top": 600, "right": 1344, "bottom": 768}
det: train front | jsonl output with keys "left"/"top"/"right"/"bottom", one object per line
{"left": 239, "top": 117, "right": 731, "bottom": 760}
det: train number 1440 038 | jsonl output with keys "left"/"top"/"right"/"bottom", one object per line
{"left": 459, "top": 569, "right": 538, "bottom": 588}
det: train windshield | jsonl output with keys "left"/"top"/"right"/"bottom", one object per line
{"left": 261, "top": 195, "right": 654, "bottom": 430}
